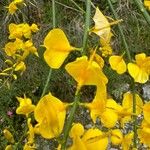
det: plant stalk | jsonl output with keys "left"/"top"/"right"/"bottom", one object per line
{"left": 82, "top": 0, "right": 91, "bottom": 55}
{"left": 107, "top": 0, "right": 132, "bottom": 61}
{"left": 133, "top": 0, "right": 150, "bottom": 26}
{"left": 41, "top": 0, "right": 56, "bottom": 97}
{"left": 61, "top": 90, "right": 80, "bottom": 150}
{"left": 107, "top": 0, "right": 137, "bottom": 148}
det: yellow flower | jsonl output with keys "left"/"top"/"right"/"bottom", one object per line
{"left": 22, "top": 24, "right": 32, "bottom": 39}
{"left": 7, "top": 2, "right": 18, "bottom": 15}
{"left": 84, "top": 87, "right": 107, "bottom": 123}
{"left": 3, "top": 129, "right": 15, "bottom": 144}
{"left": 84, "top": 88, "right": 118, "bottom": 128}
{"left": 43, "top": 28, "right": 78, "bottom": 69}
{"left": 22, "top": 40, "right": 38, "bottom": 59}
{"left": 9, "top": 23, "right": 23, "bottom": 39}
{"left": 122, "top": 132, "right": 134, "bottom": 150}
{"left": 111, "top": 129, "right": 123, "bottom": 145}
{"left": 14, "top": 61, "right": 26, "bottom": 72}
{"left": 138, "top": 120, "right": 150, "bottom": 147}
{"left": 107, "top": 92, "right": 143, "bottom": 126}
{"left": 4, "top": 42, "right": 17, "bottom": 56}
{"left": 128, "top": 53, "right": 150, "bottom": 83}
{"left": 65, "top": 55, "right": 108, "bottom": 90}
{"left": 9, "top": 23, "right": 36, "bottom": 39}
{"left": 92, "top": 7, "right": 112, "bottom": 41}
{"left": 69, "top": 123, "right": 108, "bottom": 150}
{"left": 16, "top": 95, "right": 35, "bottom": 116}
{"left": 30, "top": 24, "right": 39, "bottom": 32}
{"left": 92, "top": 7, "right": 121, "bottom": 42}
{"left": 144, "top": 0, "right": 150, "bottom": 10}
{"left": 109, "top": 55, "right": 126, "bottom": 74}
{"left": 34, "top": 93, "right": 67, "bottom": 139}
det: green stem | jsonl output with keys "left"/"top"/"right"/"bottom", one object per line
{"left": 133, "top": 0, "right": 150, "bottom": 26}
{"left": 82, "top": 0, "right": 91, "bottom": 55}
{"left": 107, "top": 0, "right": 137, "bottom": 148}
{"left": 41, "top": 0, "right": 56, "bottom": 97}
{"left": 61, "top": 90, "right": 80, "bottom": 150}
{"left": 107, "top": 0, "right": 132, "bottom": 61}
{"left": 52, "top": 0, "right": 56, "bottom": 28}
{"left": 41, "top": 68, "right": 52, "bottom": 97}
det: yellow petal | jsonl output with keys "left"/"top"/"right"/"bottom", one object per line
{"left": 34, "top": 93, "right": 66, "bottom": 139}
{"left": 69, "top": 136, "right": 86, "bottom": 150}
{"left": 14, "top": 61, "right": 26, "bottom": 72}
{"left": 4, "top": 42, "right": 17, "bottom": 56}
{"left": 128, "top": 63, "right": 148, "bottom": 83}
{"left": 43, "top": 28, "right": 75, "bottom": 69}
{"left": 101, "top": 109, "right": 118, "bottom": 128}
{"left": 92, "top": 7, "right": 111, "bottom": 40}
{"left": 109, "top": 55, "right": 126, "bottom": 74}
{"left": 82, "top": 128, "right": 108, "bottom": 150}
{"left": 16, "top": 96, "right": 35, "bottom": 116}
{"left": 111, "top": 129, "right": 123, "bottom": 145}
{"left": 69, "top": 123, "right": 84, "bottom": 138}
{"left": 30, "top": 23, "right": 39, "bottom": 32}
{"left": 65, "top": 56, "right": 108, "bottom": 88}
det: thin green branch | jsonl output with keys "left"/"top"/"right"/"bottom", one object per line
{"left": 41, "top": 68, "right": 52, "bottom": 97}
{"left": 61, "top": 90, "right": 80, "bottom": 150}
{"left": 52, "top": 0, "right": 56, "bottom": 28}
{"left": 107, "top": 0, "right": 138, "bottom": 148}
{"left": 107, "top": 0, "right": 132, "bottom": 61}
{"left": 133, "top": 0, "right": 150, "bottom": 26}
{"left": 82, "top": 0, "right": 91, "bottom": 55}
{"left": 41, "top": 0, "right": 56, "bottom": 97}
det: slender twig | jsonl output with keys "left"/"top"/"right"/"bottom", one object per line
{"left": 41, "top": 0, "right": 56, "bottom": 97}
{"left": 61, "top": 1, "right": 91, "bottom": 149}
{"left": 61, "top": 90, "right": 80, "bottom": 150}
{"left": 107, "top": 0, "right": 131, "bottom": 61}
{"left": 133, "top": 0, "right": 150, "bottom": 26}
{"left": 82, "top": 0, "right": 91, "bottom": 55}
{"left": 107, "top": 0, "right": 138, "bottom": 148}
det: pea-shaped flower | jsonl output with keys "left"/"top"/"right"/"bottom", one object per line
{"left": 128, "top": 53, "right": 150, "bottom": 83}
{"left": 65, "top": 56, "right": 108, "bottom": 90}
{"left": 34, "top": 93, "right": 67, "bottom": 139}
{"left": 44, "top": 28, "right": 79, "bottom": 69}
{"left": 109, "top": 55, "right": 126, "bottom": 74}
{"left": 16, "top": 95, "right": 35, "bottom": 117}
{"left": 69, "top": 123, "right": 108, "bottom": 150}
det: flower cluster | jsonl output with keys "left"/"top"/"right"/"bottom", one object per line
{"left": 1, "top": 23, "right": 39, "bottom": 80}
{"left": 2, "top": 2, "right": 150, "bottom": 150}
